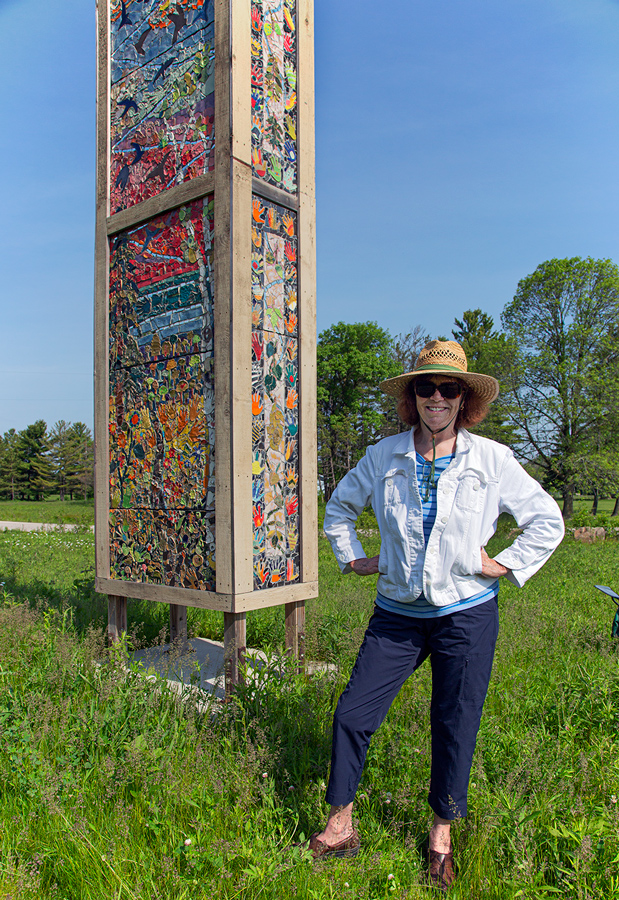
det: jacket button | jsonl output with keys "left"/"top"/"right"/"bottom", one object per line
{"left": 441, "top": 517, "right": 448, "bottom": 524}
{"left": 473, "top": 484, "right": 480, "bottom": 491}
{"left": 387, "top": 479, "right": 393, "bottom": 486}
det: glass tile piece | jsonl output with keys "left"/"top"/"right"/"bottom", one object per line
{"left": 110, "top": 508, "right": 216, "bottom": 589}
{"left": 109, "top": 353, "right": 215, "bottom": 511}
{"left": 109, "top": 198, "right": 214, "bottom": 368}
{"left": 110, "top": 0, "right": 215, "bottom": 214}
{"left": 251, "top": 0, "right": 297, "bottom": 193}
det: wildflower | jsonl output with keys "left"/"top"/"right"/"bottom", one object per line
{"left": 344, "top": 883, "right": 349, "bottom": 888}
{"left": 611, "top": 795, "right": 617, "bottom": 804}
{"left": 385, "top": 792, "right": 392, "bottom": 800}
{"left": 288, "top": 785, "right": 294, "bottom": 792}
{"left": 320, "top": 781, "right": 326, "bottom": 790}
{"left": 184, "top": 838, "right": 192, "bottom": 846}
{"left": 262, "top": 772, "right": 268, "bottom": 779}
{"left": 388, "top": 873, "right": 394, "bottom": 880}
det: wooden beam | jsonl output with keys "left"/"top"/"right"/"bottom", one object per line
{"left": 95, "top": 576, "right": 318, "bottom": 610}
{"left": 224, "top": 611, "right": 247, "bottom": 694}
{"left": 285, "top": 600, "right": 306, "bottom": 673}
{"left": 107, "top": 594, "right": 127, "bottom": 644}
{"left": 94, "top": 0, "right": 110, "bottom": 583}
{"left": 213, "top": 0, "right": 233, "bottom": 595}
{"left": 106, "top": 173, "right": 216, "bottom": 235}
{"left": 297, "top": 0, "right": 318, "bottom": 586}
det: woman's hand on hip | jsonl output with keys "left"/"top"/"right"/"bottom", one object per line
{"left": 349, "top": 556, "right": 380, "bottom": 576}
{"left": 480, "top": 547, "right": 510, "bottom": 578}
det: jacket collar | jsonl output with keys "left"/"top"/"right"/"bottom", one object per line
{"left": 394, "top": 427, "right": 474, "bottom": 458}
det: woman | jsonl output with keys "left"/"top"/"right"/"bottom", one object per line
{"left": 309, "top": 340, "right": 564, "bottom": 890}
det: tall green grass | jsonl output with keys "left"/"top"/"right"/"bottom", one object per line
{"left": 1, "top": 524, "right": 619, "bottom": 897}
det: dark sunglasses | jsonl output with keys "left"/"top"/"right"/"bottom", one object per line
{"left": 414, "top": 380, "right": 464, "bottom": 400}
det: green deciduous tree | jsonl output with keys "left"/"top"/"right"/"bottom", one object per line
{"left": 501, "top": 257, "right": 619, "bottom": 518}
{"left": 452, "top": 308, "right": 518, "bottom": 446}
{"left": 317, "top": 321, "right": 400, "bottom": 499}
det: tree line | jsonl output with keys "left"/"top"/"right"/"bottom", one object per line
{"left": 318, "top": 256, "right": 619, "bottom": 518}
{"left": 0, "top": 420, "right": 94, "bottom": 502}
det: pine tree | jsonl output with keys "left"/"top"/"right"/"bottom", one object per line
{"left": 67, "top": 423, "right": 94, "bottom": 500}
{"left": 0, "top": 429, "right": 22, "bottom": 501}
{"left": 49, "top": 420, "right": 80, "bottom": 501}
{"left": 18, "top": 421, "right": 53, "bottom": 500}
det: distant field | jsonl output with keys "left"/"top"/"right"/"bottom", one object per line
{"left": 0, "top": 499, "right": 94, "bottom": 525}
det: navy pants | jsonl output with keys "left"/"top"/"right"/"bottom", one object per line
{"left": 325, "top": 599, "right": 499, "bottom": 819}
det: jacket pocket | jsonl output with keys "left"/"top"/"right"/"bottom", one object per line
{"left": 454, "top": 473, "right": 485, "bottom": 513}
{"left": 380, "top": 468, "right": 408, "bottom": 535}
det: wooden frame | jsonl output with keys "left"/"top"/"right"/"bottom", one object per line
{"left": 95, "top": 0, "right": 316, "bottom": 692}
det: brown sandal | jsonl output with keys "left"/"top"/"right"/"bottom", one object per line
{"left": 428, "top": 848, "right": 456, "bottom": 892}
{"left": 306, "top": 829, "right": 361, "bottom": 860}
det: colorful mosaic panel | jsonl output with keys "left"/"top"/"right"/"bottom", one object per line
{"left": 251, "top": 0, "right": 297, "bottom": 193}
{"left": 251, "top": 196, "right": 299, "bottom": 590}
{"left": 110, "top": 509, "right": 216, "bottom": 590}
{"left": 110, "top": 0, "right": 215, "bottom": 215}
{"left": 109, "top": 353, "right": 215, "bottom": 511}
{"left": 109, "top": 196, "right": 215, "bottom": 589}
{"left": 109, "top": 199, "right": 214, "bottom": 369}
{"left": 251, "top": 197, "right": 297, "bottom": 336}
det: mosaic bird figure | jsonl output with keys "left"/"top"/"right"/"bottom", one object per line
{"left": 135, "top": 26, "right": 152, "bottom": 55}
{"left": 117, "top": 97, "right": 138, "bottom": 118}
{"left": 153, "top": 58, "right": 175, "bottom": 83}
{"left": 145, "top": 150, "right": 172, "bottom": 184}
{"left": 119, "top": 0, "right": 133, "bottom": 27}
{"left": 115, "top": 164, "right": 130, "bottom": 191}
{"left": 135, "top": 224, "right": 162, "bottom": 258}
{"left": 130, "top": 142, "right": 144, "bottom": 166}
{"left": 169, "top": 7, "right": 187, "bottom": 45}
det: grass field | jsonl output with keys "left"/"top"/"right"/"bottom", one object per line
{"left": 1, "top": 520, "right": 619, "bottom": 898}
{"left": 0, "top": 499, "right": 94, "bottom": 526}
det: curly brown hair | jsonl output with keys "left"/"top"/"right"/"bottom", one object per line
{"left": 396, "top": 377, "right": 491, "bottom": 429}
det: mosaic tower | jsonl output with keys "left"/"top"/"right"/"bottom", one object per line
{"left": 95, "top": 0, "right": 317, "bottom": 687}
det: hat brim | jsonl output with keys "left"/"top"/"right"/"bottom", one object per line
{"left": 380, "top": 366, "right": 499, "bottom": 403}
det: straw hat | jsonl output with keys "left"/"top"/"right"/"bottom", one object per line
{"left": 380, "top": 340, "right": 499, "bottom": 403}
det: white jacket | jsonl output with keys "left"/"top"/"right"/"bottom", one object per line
{"left": 324, "top": 428, "right": 565, "bottom": 607}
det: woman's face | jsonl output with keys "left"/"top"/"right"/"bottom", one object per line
{"left": 414, "top": 375, "right": 464, "bottom": 433}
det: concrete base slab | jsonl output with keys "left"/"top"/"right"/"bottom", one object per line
{"left": 128, "top": 637, "right": 336, "bottom": 708}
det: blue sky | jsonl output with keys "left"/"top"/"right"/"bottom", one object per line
{"left": 1, "top": 0, "right": 618, "bottom": 433}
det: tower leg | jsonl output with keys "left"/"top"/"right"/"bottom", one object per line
{"left": 285, "top": 600, "right": 305, "bottom": 673}
{"left": 169, "top": 603, "right": 188, "bottom": 646}
{"left": 107, "top": 594, "right": 127, "bottom": 644}
{"left": 224, "top": 612, "right": 246, "bottom": 695}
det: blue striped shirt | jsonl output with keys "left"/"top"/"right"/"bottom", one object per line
{"left": 375, "top": 451, "right": 498, "bottom": 618}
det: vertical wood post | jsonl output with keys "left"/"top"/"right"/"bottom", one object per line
{"left": 224, "top": 612, "right": 247, "bottom": 694}
{"left": 169, "top": 604, "right": 188, "bottom": 646}
{"left": 285, "top": 600, "right": 306, "bottom": 673}
{"left": 107, "top": 594, "right": 127, "bottom": 644}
